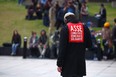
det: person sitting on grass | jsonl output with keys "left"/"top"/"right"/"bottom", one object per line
{"left": 26, "top": 5, "right": 35, "bottom": 20}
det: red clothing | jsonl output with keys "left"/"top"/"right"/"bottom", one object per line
{"left": 67, "top": 22, "right": 84, "bottom": 43}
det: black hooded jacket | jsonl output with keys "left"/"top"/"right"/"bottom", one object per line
{"left": 57, "top": 17, "right": 92, "bottom": 76}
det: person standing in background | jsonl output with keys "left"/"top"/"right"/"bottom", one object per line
{"left": 102, "top": 22, "right": 112, "bottom": 60}
{"left": 98, "top": 3, "right": 107, "bottom": 27}
{"left": 65, "top": 1, "right": 76, "bottom": 14}
{"left": 57, "top": 12, "right": 92, "bottom": 77}
{"left": 112, "top": 18, "right": 116, "bottom": 60}
{"left": 48, "top": 2, "right": 56, "bottom": 36}
{"left": 80, "top": 2, "right": 88, "bottom": 23}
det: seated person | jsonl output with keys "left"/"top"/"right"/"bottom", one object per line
{"left": 102, "top": 22, "right": 112, "bottom": 60}
{"left": 95, "top": 3, "right": 106, "bottom": 27}
{"left": 29, "top": 31, "right": 39, "bottom": 57}
{"left": 36, "top": 3, "right": 43, "bottom": 19}
{"left": 38, "top": 30, "right": 48, "bottom": 58}
{"left": 11, "top": 30, "right": 21, "bottom": 56}
{"left": 26, "top": 5, "right": 35, "bottom": 20}
{"left": 90, "top": 30, "right": 102, "bottom": 60}
{"left": 80, "top": 2, "right": 88, "bottom": 23}
{"left": 50, "top": 30, "right": 60, "bottom": 58}
{"left": 80, "top": 2, "right": 88, "bottom": 16}
{"left": 31, "top": 0, "right": 38, "bottom": 7}
{"left": 43, "top": 10, "right": 49, "bottom": 27}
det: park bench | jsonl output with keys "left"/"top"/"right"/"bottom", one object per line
{"left": 0, "top": 43, "right": 30, "bottom": 56}
{"left": 0, "top": 46, "right": 95, "bottom": 60}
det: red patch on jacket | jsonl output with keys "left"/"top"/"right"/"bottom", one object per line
{"left": 67, "top": 22, "right": 84, "bottom": 43}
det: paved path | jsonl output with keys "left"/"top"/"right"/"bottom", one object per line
{"left": 0, "top": 56, "right": 116, "bottom": 77}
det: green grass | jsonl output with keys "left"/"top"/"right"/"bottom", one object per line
{"left": 88, "top": 2, "right": 116, "bottom": 26}
{"left": 0, "top": 1, "right": 116, "bottom": 46}
{"left": 0, "top": 1, "right": 48, "bottom": 46}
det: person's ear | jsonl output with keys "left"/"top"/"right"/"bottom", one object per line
{"left": 64, "top": 18, "right": 67, "bottom": 24}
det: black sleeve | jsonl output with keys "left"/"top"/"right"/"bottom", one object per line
{"left": 57, "top": 27, "right": 68, "bottom": 67}
{"left": 84, "top": 26, "right": 92, "bottom": 48}
{"left": 38, "top": 37, "right": 42, "bottom": 44}
{"left": 11, "top": 36, "right": 14, "bottom": 44}
{"left": 19, "top": 35, "right": 21, "bottom": 47}
{"left": 112, "top": 27, "right": 116, "bottom": 40}
{"left": 102, "top": 9, "right": 106, "bottom": 17}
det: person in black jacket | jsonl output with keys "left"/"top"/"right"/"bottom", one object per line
{"left": 38, "top": 30, "right": 48, "bottom": 58}
{"left": 112, "top": 18, "right": 116, "bottom": 59}
{"left": 57, "top": 12, "right": 92, "bottom": 77}
{"left": 11, "top": 30, "right": 21, "bottom": 56}
{"left": 98, "top": 3, "right": 107, "bottom": 27}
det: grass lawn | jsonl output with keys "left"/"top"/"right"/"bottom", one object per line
{"left": 0, "top": 1, "right": 116, "bottom": 46}
{"left": 0, "top": 1, "right": 48, "bottom": 46}
{"left": 88, "top": 2, "right": 116, "bottom": 26}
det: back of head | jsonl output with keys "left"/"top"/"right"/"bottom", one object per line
{"left": 101, "top": 3, "right": 104, "bottom": 7}
{"left": 64, "top": 12, "right": 78, "bottom": 23}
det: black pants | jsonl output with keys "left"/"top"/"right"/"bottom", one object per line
{"left": 63, "top": 76, "right": 83, "bottom": 77}
{"left": 114, "top": 45, "right": 116, "bottom": 58}
{"left": 30, "top": 47, "right": 40, "bottom": 57}
{"left": 55, "top": 20, "right": 64, "bottom": 30}
{"left": 102, "top": 39, "right": 109, "bottom": 56}
{"left": 98, "top": 18, "right": 106, "bottom": 27}
{"left": 113, "top": 41, "right": 116, "bottom": 58}
{"left": 90, "top": 47, "right": 102, "bottom": 60}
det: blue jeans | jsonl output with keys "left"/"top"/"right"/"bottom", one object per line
{"left": 12, "top": 43, "right": 19, "bottom": 54}
{"left": 63, "top": 76, "right": 83, "bottom": 77}
{"left": 18, "top": 0, "right": 23, "bottom": 4}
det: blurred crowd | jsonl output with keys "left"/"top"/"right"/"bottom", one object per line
{"left": 11, "top": 29, "right": 59, "bottom": 59}
{"left": 23, "top": 0, "right": 108, "bottom": 34}
{"left": 11, "top": 18, "right": 116, "bottom": 61}
{"left": 24, "top": 0, "right": 90, "bottom": 34}
{"left": 12, "top": 0, "right": 116, "bottom": 60}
